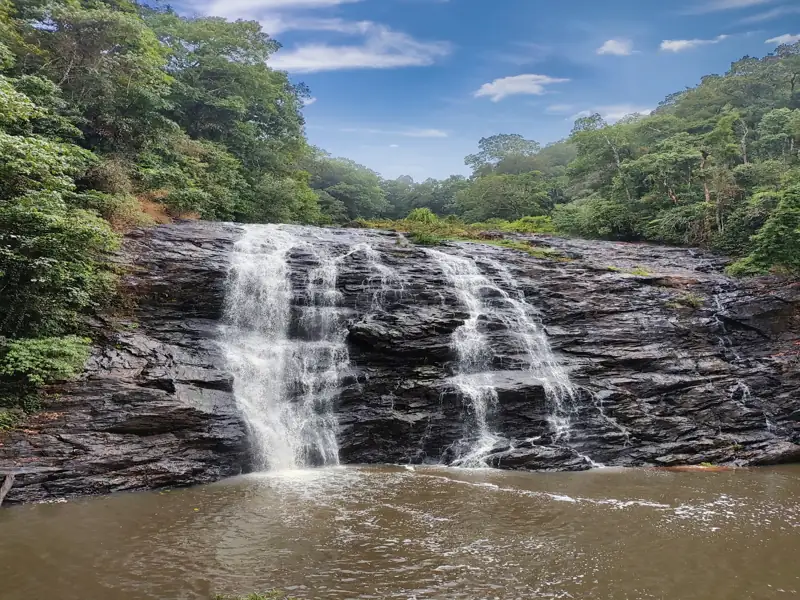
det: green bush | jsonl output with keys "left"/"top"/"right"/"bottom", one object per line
{"left": 406, "top": 207, "right": 438, "bottom": 223}
{"left": 728, "top": 185, "right": 800, "bottom": 276}
{"left": 408, "top": 231, "right": 444, "bottom": 245}
{"left": 552, "top": 198, "right": 641, "bottom": 240}
{"left": 0, "top": 336, "right": 91, "bottom": 386}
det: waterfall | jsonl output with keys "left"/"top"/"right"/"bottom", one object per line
{"left": 222, "top": 225, "right": 347, "bottom": 471}
{"left": 428, "top": 248, "right": 580, "bottom": 467}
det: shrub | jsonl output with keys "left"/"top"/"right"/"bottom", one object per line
{"left": 408, "top": 231, "right": 444, "bottom": 245}
{"left": 78, "top": 191, "right": 155, "bottom": 231}
{"left": 552, "top": 198, "right": 641, "bottom": 240}
{"left": 667, "top": 292, "right": 705, "bottom": 309}
{"left": 406, "top": 207, "right": 438, "bottom": 223}
{"left": 0, "top": 408, "right": 22, "bottom": 430}
{"left": 727, "top": 185, "right": 800, "bottom": 276}
{"left": 0, "top": 335, "right": 91, "bottom": 386}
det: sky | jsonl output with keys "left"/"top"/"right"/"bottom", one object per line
{"left": 180, "top": 0, "right": 800, "bottom": 180}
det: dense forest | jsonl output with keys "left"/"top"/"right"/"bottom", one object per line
{"left": 0, "top": 0, "right": 799, "bottom": 423}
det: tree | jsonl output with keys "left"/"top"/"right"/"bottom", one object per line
{"left": 15, "top": 1, "right": 172, "bottom": 152}
{"left": 455, "top": 172, "right": 549, "bottom": 222}
{"left": 302, "top": 152, "right": 388, "bottom": 221}
{"left": 465, "top": 134, "right": 540, "bottom": 175}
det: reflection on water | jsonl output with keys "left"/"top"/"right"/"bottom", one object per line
{"left": 1, "top": 465, "right": 799, "bottom": 599}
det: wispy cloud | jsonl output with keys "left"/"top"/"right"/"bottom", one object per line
{"left": 661, "top": 35, "right": 729, "bottom": 52}
{"left": 738, "top": 5, "right": 800, "bottom": 23}
{"left": 259, "top": 16, "right": 372, "bottom": 35}
{"left": 269, "top": 23, "right": 451, "bottom": 72}
{"left": 686, "top": 0, "right": 775, "bottom": 14}
{"left": 303, "top": 97, "right": 317, "bottom": 106}
{"left": 596, "top": 39, "right": 636, "bottom": 56}
{"left": 340, "top": 127, "right": 448, "bottom": 138}
{"left": 203, "top": 0, "right": 449, "bottom": 73}
{"left": 546, "top": 103, "right": 577, "bottom": 114}
{"left": 474, "top": 74, "right": 570, "bottom": 102}
{"left": 204, "top": 0, "right": 361, "bottom": 18}
{"left": 766, "top": 33, "right": 800, "bottom": 45}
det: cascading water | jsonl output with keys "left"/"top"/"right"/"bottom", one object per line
{"left": 427, "top": 249, "right": 501, "bottom": 466}
{"left": 223, "top": 224, "right": 348, "bottom": 471}
{"left": 428, "top": 248, "right": 585, "bottom": 467}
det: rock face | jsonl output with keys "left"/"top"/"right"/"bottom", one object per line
{"left": 1, "top": 222, "right": 799, "bottom": 504}
{"left": 0, "top": 222, "right": 248, "bottom": 505}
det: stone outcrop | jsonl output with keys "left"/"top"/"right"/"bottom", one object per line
{"left": 0, "top": 222, "right": 248, "bottom": 505}
{"left": 1, "top": 222, "right": 798, "bottom": 504}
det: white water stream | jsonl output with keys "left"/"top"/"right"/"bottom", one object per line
{"left": 223, "top": 225, "right": 348, "bottom": 470}
{"left": 427, "top": 248, "right": 584, "bottom": 466}
{"left": 223, "top": 226, "right": 595, "bottom": 471}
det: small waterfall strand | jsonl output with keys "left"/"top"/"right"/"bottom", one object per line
{"left": 427, "top": 249, "right": 502, "bottom": 466}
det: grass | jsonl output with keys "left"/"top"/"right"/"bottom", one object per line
{"left": 358, "top": 215, "right": 566, "bottom": 259}
{"left": 666, "top": 292, "right": 705, "bottom": 310}
{"left": 606, "top": 265, "right": 653, "bottom": 276}
{"left": 486, "top": 239, "right": 569, "bottom": 261}
{"left": 629, "top": 266, "right": 652, "bottom": 276}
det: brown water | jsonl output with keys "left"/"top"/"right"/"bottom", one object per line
{"left": 1, "top": 465, "right": 799, "bottom": 600}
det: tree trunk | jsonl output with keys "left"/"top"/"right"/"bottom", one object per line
{"left": 700, "top": 152, "right": 712, "bottom": 205}
{"left": 605, "top": 135, "right": 632, "bottom": 202}
{"left": 740, "top": 122, "right": 750, "bottom": 165}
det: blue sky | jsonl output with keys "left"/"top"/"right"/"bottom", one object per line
{"left": 184, "top": 0, "right": 800, "bottom": 180}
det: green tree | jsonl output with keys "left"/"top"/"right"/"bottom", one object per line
{"left": 303, "top": 152, "right": 388, "bottom": 221}
{"left": 455, "top": 172, "right": 550, "bottom": 222}
{"left": 465, "top": 134, "right": 540, "bottom": 175}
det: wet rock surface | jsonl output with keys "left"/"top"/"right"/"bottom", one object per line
{"left": 1, "top": 222, "right": 799, "bottom": 504}
{"left": 0, "top": 222, "right": 248, "bottom": 505}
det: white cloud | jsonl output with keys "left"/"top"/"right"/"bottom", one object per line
{"left": 270, "top": 23, "right": 450, "bottom": 72}
{"left": 660, "top": 35, "right": 729, "bottom": 52}
{"left": 688, "top": 0, "right": 775, "bottom": 13}
{"left": 341, "top": 127, "right": 448, "bottom": 138}
{"left": 766, "top": 33, "right": 800, "bottom": 45}
{"left": 739, "top": 6, "right": 800, "bottom": 23}
{"left": 389, "top": 144, "right": 400, "bottom": 148}
{"left": 596, "top": 39, "right": 635, "bottom": 56}
{"left": 570, "top": 104, "right": 653, "bottom": 123}
{"left": 205, "top": 0, "right": 361, "bottom": 19}
{"left": 303, "top": 97, "right": 317, "bottom": 106}
{"left": 474, "top": 74, "right": 570, "bottom": 102}
{"left": 260, "top": 16, "right": 372, "bottom": 35}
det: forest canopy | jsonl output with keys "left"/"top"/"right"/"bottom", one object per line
{"left": 0, "top": 0, "right": 798, "bottom": 419}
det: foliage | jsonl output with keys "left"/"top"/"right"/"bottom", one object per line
{"left": 302, "top": 151, "right": 389, "bottom": 221}
{"left": 455, "top": 172, "right": 551, "bottom": 222}
{"left": 666, "top": 292, "right": 705, "bottom": 309}
{"left": 406, "top": 207, "right": 438, "bottom": 223}
{"left": 728, "top": 185, "right": 800, "bottom": 275}
{"left": 408, "top": 231, "right": 444, "bottom": 245}
{"left": 368, "top": 44, "right": 798, "bottom": 276}
{"left": 471, "top": 216, "right": 556, "bottom": 234}
{"left": 0, "top": 0, "right": 326, "bottom": 409}
{"left": 0, "top": 335, "right": 90, "bottom": 386}
{"left": 486, "top": 239, "right": 567, "bottom": 260}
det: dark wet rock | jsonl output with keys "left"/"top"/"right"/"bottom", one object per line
{"left": 1, "top": 222, "right": 799, "bottom": 505}
{"left": 0, "top": 222, "right": 248, "bottom": 505}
